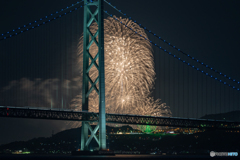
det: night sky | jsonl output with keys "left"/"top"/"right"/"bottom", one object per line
{"left": 0, "top": 0, "right": 240, "bottom": 145}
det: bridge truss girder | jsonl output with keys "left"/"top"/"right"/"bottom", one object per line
{"left": 1, "top": 107, "right": 240, "bottom": 130}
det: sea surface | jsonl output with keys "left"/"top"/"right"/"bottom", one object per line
{"left": 0, "top": 154, "right": 239, "bottom": 160}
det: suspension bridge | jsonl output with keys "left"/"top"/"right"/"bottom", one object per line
{"left": 0, "top": 0, "right": 240, "bottom": 151}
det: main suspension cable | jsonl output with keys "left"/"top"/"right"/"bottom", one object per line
{"left": 103, "top": 10, "right": 240, "bottom": 93}
{"left": 0, "top": 1, "right": 87, "bottom": 42}
{"left": 104, "top": 0, "right": 240, "bottom": 87}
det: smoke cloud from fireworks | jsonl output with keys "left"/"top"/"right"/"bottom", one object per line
{"left": 0, "top": 16, "right": 172, "bottom": 130}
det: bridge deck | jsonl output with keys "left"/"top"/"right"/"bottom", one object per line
{"left": 0, "top": 106, "right": 240, "bottom": 130}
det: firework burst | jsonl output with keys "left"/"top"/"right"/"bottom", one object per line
{"left": 69, "top": 16, "right": 171, "bottom": 128}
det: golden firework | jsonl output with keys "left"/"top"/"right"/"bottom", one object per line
{"left": 69, "top": 16, "right": 171, "bottom": 128}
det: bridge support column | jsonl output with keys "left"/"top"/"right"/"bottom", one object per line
{"left": 98, "top": 0, "right": 106, "bottom": 150}
{"left": 80, "top": 122, "right": 89, "bottom": 150}
{"left": 81, "top": 0, "right": 106, "bottom": 151}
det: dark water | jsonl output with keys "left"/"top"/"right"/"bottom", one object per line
{"left": 0, "top": 154, "right": 239, "bottom": 160}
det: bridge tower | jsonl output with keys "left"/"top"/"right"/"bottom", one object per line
{"left": 81, "top": 0, "right": 106, "bottom": 150}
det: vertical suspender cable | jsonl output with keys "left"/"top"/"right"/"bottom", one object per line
{"left": 16, "top": 32, "right": 18, "bottom": 105}
{"left": 8, "top": 37, "right": 10, "bottom": 105}
{"left": 71, "top": 9, "right": 74, "bottom": 109}
{"left": 60, "top": 16, "right": 62, "bottom": 109}
{"left": 235, "top": 90, "right": 237, "bottom": 121}
{"left": 223, "top": 84, "right": 225, "bottom": 120}
{"left": 19, "top": 32, "right": 21, "bottom": 105}
{"left": 1, "top": 42, "right": 3, "bottom": 105}
{"left": 45, "top": 19, "right": 49, "bottom": 107}
{"left": 47, "top": 21, "right": 49, "bottom": 108}
{"left": 197, "top": 65, "right": 198, "bottom": 118}
{"left": 163, "top": 42, "right": 165, "bottom": 103}
{"left": 206, "top": 75, "right": 207, "bottom": 118}
{"left": 11, "top": 37, "right": 12, "bottom": 106}
{"left": 220, "top": 82, "right": 221, "bottom": 120}
{"left": 32, "top": 26, "right": 34, "bottom": 107}
{"left": 56, "top": 18, "right": 59, "bottom": 108}
{"left": 38, "top": 23, "right": 40, "bottom": 107}
{"left": 183, "top": 60, "right": 184, "bottom": 117}
{"left": 16, "top": 32, "right": 19, "bottom": 106}
{"left": 187, "top": 62, "right": 189, "bottom": 118}
{"left": 45, "top": 21, "right": 47, "bottom": 108}
{"left": 211, "top": 77, "right": 212, "bottom": 115}
{"left": 232, "top": 89, "right": 234, "bottom": 121}
{"left": 66, "top": 14, "right": 68, "bottom": 109}
{"left": 50, "top": 19, "right": 53, "bottom": 109}
{"left": 30, "top": 27, "right": 32, "bottom": 107}
{"left": 19, "top": 32, "right": 22, "bottom": 106}
{"left": 61, "top": 16, "right": 64, "bottom": 109}
{"left": 3, "top": 41, "right": 5, "bottom": 105}
{"left": 229, "top": 87, "right": 230, "bottom": 118}
{"left": 178, "top": 49, "right": 180, "bottom": 117}
{"left": 51, "top": 18, "right": 53, "bottom": 108}
{"left": 13, "top": 34, "right": 15, "bottom": 106}
{"left": 232, "top": 87, "right": 233, "bottom": 117}
{"left": 202, "top": 72, "right": 204, "bottom": 117}
{"left": 192, "top": 66, "right": 194, "bottom": 118}
{"left": 216, "top": 78, "right": 217, "bottom": 121}
{"left": 64, "top": 15, "right": 66, "bottom": 109}
{"left": 174, "top": 47, "right": 176, "bottom": 117}
{"left": 46, "top": 18, "right": 48, "bottom": 108}
{"left": 236, "top": 92, "right": 240, "bottom": 122}
{"left": 169, "top": 44, "right": 170, "bottom": 113}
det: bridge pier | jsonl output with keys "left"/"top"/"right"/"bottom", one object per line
{"left": 80, "top": 122, "right": 89, "bottom": 150}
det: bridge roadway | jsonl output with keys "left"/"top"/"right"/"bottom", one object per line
{"left": 0, "top": 106, "right": 240, "bottom": 130}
